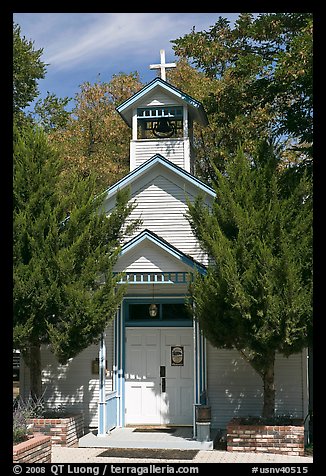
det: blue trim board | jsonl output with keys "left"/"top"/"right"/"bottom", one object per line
{"left": 124, "top": 293, "right": 187, "bottom": 298}
{"left": 121, "top": 306, "right": 125, "bottom": 428}
{"left": 98, "top": 333, "right": 106, "bottom": 436}
{"left": 124, "top": 297, "right": 193, "bottom": 327}
{"left": 202, "top": 336, "right": 207, "bottom": 399}
{"left": 113, "top": 306, "right": 124, "bottom": 428}
{"left": 123, "top": 296, "right": 189, "bottom": 303}
{"left": 199, "top": 333, "right": 205, "bottom": 401}
{"left": 113, "top": 310, "right": 123, "bottom": 427}
{"left": 195, "top": 321, "right": 200, "bottom": 405}
{"left": 113, "top": 315, "right": 117, "bottom": 398}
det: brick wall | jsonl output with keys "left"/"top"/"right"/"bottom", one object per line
{"left": 227, "top": 418, "right": 304, "bottom": 456}
{"left": 13, "top": 434, "right": 51, "bottom": 463}
{"left": 27, "top": 414, "right": 84, "bottom": 447}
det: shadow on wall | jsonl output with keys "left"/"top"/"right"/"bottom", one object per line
{"left": 20, "top": 330, "right": 114, "bottom": 428}
{"left": 207, "top": 348, "right": 305, "bottom": 429}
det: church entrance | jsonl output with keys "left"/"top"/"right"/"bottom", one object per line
{"left": 124, "top": 327, "right": 194, "bottom": 425}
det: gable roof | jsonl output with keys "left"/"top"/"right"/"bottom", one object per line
{"left": 103, "top": 153, "right": 216, "bottom": 201}
{"left": 120, "top": 229, "right": 207, "bottom": 275}
{"left": 116, "top": 77, "right": 208, "bottom": 127}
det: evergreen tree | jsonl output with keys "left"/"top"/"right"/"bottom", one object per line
{"left": 13, "top": 124, "right": 136, "bottom": 398}
{"left": 13, "top": 22, "right": 46, "bottom": 114}
{"left": 187, "top": 144, "right": 312, "bottom": 418}
{"left": 33, "top": 92, "right": 71, "bottom": 132}
{"left": 13, "top": 22, "right": 71, "bottom": 133}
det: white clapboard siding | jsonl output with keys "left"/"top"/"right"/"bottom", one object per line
{"left": 113, "top": 240, "right": 190, "bottom": 273}
{"left": 140, "top": 90, "right": 181, "bottom": 107}
{"left": 123, "top": 174, "right": 208, "bottom": 265}
{"left": 20, "top": 323, "right": 114, "bottom": 428}
{"left": 131, "top": 139, "right": 186, "bottom": 170}
{"left": 207, "top": 344, "right": 306, "bottom": 429}
{"left": 274, "top": 351, "right": 306, "bottom": 416}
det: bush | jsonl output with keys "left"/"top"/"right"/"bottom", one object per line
{"left": 231, "top": 415, "right": 303, "bottom": 426}
{"left": 13, "top": 394, "right": 45, "bottom": 444}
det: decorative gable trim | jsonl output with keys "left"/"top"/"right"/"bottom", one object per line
{"left": 120, "top": 229, "right": 207, "bottom": 275}
{"left": 116, "top": 77, "right": 208, "bottom": 127}
{"left": 103, "top": 153, "right": 216, "bottom": 200}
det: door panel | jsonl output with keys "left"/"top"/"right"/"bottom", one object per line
{"left": 125, "top": 328, "right": 193, "bottom": 425}
{"left": 125, "top": 329, "right": 161, "bottom": 424}
{"left": 161, "top": 329, "right": 194, "bottom": 425}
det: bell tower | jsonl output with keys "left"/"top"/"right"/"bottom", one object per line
{"left": 116, "top": 50, "right": 208, "bottom": 173}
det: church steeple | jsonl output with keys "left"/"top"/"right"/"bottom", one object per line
{"left": 116, "top": 50, "right": 208, "bottom": 173}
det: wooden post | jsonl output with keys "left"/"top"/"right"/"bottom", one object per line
{"left": 98, "top": 332, "right": 106, "bottom": 437}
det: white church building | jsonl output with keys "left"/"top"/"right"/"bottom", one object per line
{"left": 20, "top": 51, "right": 310, "bottom": 440}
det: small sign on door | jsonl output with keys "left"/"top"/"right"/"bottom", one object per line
{"left": 171, "top": 346, "right": 184, "bottom": 366}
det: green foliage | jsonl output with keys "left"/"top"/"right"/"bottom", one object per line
{"left": 13, "top": 22, "right": 71, "bottom": 134}
{"left": 188, "top": 144, "right": 312, "bottom": 379}
{"left": 13, "top": 123, "right": 135, "bottom": 369}
{"left": 13, "top": 22, "right": 46, "bottom": 114}
{"left": 12, "top": 24, "right": 141, "bottom": 397}
{"left": 33, "top": 92, "right": 71, "bottom": 132}
{"left": 171, "top": 13, "right": 313, "bottom": 180}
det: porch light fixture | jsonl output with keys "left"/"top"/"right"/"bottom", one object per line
{"left": 149, "top": 303, "right": 158, "bottom": 317}
{"left": 149, "top": 282, "right": 158, "bottom": 317}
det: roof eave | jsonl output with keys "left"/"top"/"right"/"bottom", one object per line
{"left": 103, "top": 154, "right": 216, "bottom": 202}
{"left": 120, "top": 229, "right": 207, "bottom": 275}
{"left": 116, "top": 77, "right": 208, "bottom": 127}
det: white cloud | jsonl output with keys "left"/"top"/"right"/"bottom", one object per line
{"left": 14, "top": 13, "right": 240, "bottom": 72}
{"left": 46, "top": 14, "right": 172, "bottom": 69}
{"left": 13, "top": 12, "right": 247, "bottom": 106}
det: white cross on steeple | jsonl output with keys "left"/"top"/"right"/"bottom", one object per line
{"left": 149, "top": 49, "right": 176, "bottom": 81}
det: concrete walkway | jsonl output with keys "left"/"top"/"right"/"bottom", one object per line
{"left": 52, "top": 446, "right": 313, "bottom": 464}
{"left": 52, "top": 427, "right": 313, "bottom": 464}
{"left": 79, "top": 427, "right": 216, "bottom": 450}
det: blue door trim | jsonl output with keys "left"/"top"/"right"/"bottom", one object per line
{"left": 112, "top": 296, "right": 206, "bottom": 429}
{"left": 124, "top": 297, "right": 193, "bottom": 327}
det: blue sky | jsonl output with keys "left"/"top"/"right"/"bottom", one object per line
{"left": 13, "top": 13, "right": 243, "bottom": 110}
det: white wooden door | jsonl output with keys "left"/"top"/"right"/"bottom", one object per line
{"left": 125, "top": 329, "right": 161, "bottom": 424}
{"left": 125, "top": 328, "right": 193, "bottom": 425}
{"left": 160, "top": 329, "right": 194, "bottom": 425}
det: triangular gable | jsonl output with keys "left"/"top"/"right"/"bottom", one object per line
{"left": 102, "top": 154, "right": 215, "bottom": 205}
{"left": 116, "top": 77, "right": 208, "bottom": 127}
{"left": 115, "top": 229, "right": 207, "bottom": 275}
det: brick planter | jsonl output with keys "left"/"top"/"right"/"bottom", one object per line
{"left": 27, "top": 413, "right": 84, "bottom": 447}
{"left": 13, "top": 433, "right": 51, "bottom": 463}
{"left": 227, "top": 418, "right": 304, "bottom": 456}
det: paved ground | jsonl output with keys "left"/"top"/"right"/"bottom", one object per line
{"left": 79, "top": 427, "right": 215, "bottom": 450}
{"left": 52, "top": 446, "right": 313, "bottom": 464}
